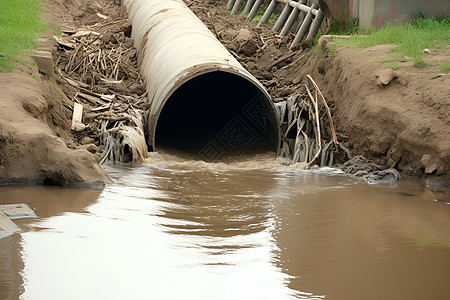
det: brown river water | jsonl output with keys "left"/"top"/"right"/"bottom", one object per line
{"left": 1, "top": 152, "right": 449, "bottom": 300}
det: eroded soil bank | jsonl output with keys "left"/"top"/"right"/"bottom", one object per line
{"left": 190, "top": 0, "right": 450, "bottom": 186}
{"left": 0, "top": 0, "right": 448, "bottom": 187}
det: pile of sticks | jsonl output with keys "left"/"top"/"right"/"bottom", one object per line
{"left": 55, "top": 18, "right": 150, "bottom": 163}
{"left": 275, "top": 75, "right": 351, "bottom": 168}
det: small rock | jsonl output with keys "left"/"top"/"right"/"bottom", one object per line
{"left": 72, "top": 123, "right": 86, "bottom": 131}
{"left": 240, "top": 41, "right": 258, "bottom": 56}
{"left": 252, "top": 68, "right": 273, "bottom": 80}
{"left": 420, "top": 154, "right": 432, "bottom": 166}
{"left": 219, "top": 29, "right": 238, "bottom": 41}
{"left": 425, "top": 163, "right": 437, "bottom": 174}
{"left": 79, "top": 143, "right": 98, "bottom": 154}
{"left": 376, "top": 69, "right": 398, "bottom": 86}
{"left": 423, "top": 48, "right": 431, "bottom": 54}
{"left": 31, "top": 51, "right": 53, "bottom": 75}
{"left": 80, "top": 136, "right": 95, "bottom": 145}
{"left": 236, "top": 29, "right": 252, "bottom": 44}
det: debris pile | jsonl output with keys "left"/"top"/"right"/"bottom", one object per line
{"left": 54, "top": 16, "right": 149, "bottom": 163}
{"left": 275, "top": 75, "right": 351, "bottom": 168}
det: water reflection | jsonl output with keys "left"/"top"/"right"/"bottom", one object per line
{"left": 0, "top": 186, "right": 102, "bottom": 299}
{"left": 0, "top": 154, "right": 449, "bottom": 300}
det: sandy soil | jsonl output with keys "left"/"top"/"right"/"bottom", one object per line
{"left": 0, "top": 0, "right": 448, "bottom": 187}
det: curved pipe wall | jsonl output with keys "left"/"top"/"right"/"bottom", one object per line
{"left": 123, "top": 0, "right": 280, "bottom": 156}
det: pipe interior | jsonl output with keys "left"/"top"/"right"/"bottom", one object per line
{"left": 155, "top": 71, "right": 278, "bottom": 158}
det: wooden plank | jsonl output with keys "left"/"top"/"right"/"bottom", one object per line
{"left": 71, "top": 102, "right": 85, "bottom": 131}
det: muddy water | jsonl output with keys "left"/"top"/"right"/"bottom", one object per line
{"left": 1, "top": 153, "right": 449, "bottom": 300}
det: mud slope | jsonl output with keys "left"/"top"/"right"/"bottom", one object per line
{"left": 295, "top": 44, "right": 450, "bottom": 183}
{"left": 0, "top": 72, "right": 111, "bottom": 187}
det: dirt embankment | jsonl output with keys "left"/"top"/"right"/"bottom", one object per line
{"left": 0, "top": 71, "right": 111, "bottom": 187}
{"left": 296, "top": 44, "right": 450, "bottom": 184}
{"left": 0, "top": 0, "right": 115, "bottom": 187}
{"left": 191, "top": 0, "right": 450, "bottom": 186}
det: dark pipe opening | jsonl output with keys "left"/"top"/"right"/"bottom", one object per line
{"left": 155, "top": 71, "right": 279, "bottom": 159}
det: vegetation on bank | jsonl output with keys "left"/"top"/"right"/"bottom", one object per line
{"left": 0, "top": 0, "right": 47, "bottom": 72}
{"left": 331, "top": 16, "right": 450, "bottom": 68}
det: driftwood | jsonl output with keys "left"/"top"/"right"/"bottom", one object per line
{"left": 276, "top": 74, "right": 351, "bottom": 168}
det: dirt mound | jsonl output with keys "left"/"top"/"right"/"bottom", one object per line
{"left": 0, "top": 72, "right": 111, "bottom": 187}
{"left": 294, "top": 44, "right": 450, "bottom": 185}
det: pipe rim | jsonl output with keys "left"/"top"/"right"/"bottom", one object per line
{"left": 149, "top": 64, "right": 281, "bottom": 154}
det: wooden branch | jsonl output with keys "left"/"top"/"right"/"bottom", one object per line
{"left": 306, "top": 75, "right": 338, "bottom": 145}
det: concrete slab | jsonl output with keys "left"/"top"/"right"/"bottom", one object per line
{"left": 0, "top": 203, "right": 38, "bottom": 220}
{"left": 31, "top": 50, "right": 53, "bottom": 74}
{"left": 0, "top": 212, "right": 21, "bottom": 239}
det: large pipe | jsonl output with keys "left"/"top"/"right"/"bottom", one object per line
{"left": 123, "top": 0, "right": 280, "bottom": 157}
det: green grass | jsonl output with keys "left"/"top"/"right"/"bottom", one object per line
{"left": 334, "top": 17, "right": 450, "bottom": 68}
{"left": 383, "top": 63, "right": 400, "bottom": 70}
{"left": 440, "top": 59, "right": 450, "bottom": 72}
{"left": 327, "top": 17, "right": 359, "bottom": 35}
{"left": 0, "top": 0, "right": 47, "bottom": 72}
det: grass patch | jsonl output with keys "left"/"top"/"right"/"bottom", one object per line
{"left": 0, "top": 0, "right": 47, "bottom": 72}
{"left": 440, "top": 59, "right": 450, "bottom": 72}
{"left": 383, "top": 63, "right": 400, "bottom": 70}
{"left": 334, "top": 16, "right": 450, "bottom": 68}
{"left": 327, "top": 17, "right": 359, "bottom": 35}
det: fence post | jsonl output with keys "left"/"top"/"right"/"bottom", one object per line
{"left": 258, "top": 0, "right": 279, "bottom": 26}
{"left": 306, "top": 8, "right": 324, "bottom": 40}
{"left": 247, "top": 0, "right": 264, "bottom": 21}
{"left": 231, "top": 0, "right": 245, "bottom": 15}
{"left": 272, "top": 2, "right": 294, "bottom": 32}
{"left": 227, "top": 0, "right": 236, "bottom": 11}
{"left": 290, "top": 3, "right": 318, "bottom": 49}
{"left": 243, "top": 0, "right": 256, "bottom": 14}
{"left": 280, "top": 0, "right": 307, "bottom": 36}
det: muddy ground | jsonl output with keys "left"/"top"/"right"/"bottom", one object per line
{"left": 0, "top": 0, "right": 448, "bottom": 187}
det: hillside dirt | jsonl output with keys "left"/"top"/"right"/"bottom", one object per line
{"left": 0, "top": 0, "right": 448, "bottom": 187}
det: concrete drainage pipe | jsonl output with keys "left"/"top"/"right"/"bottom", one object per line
{"left": 123, "top": 0, "right": 280, "bottom": 158}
